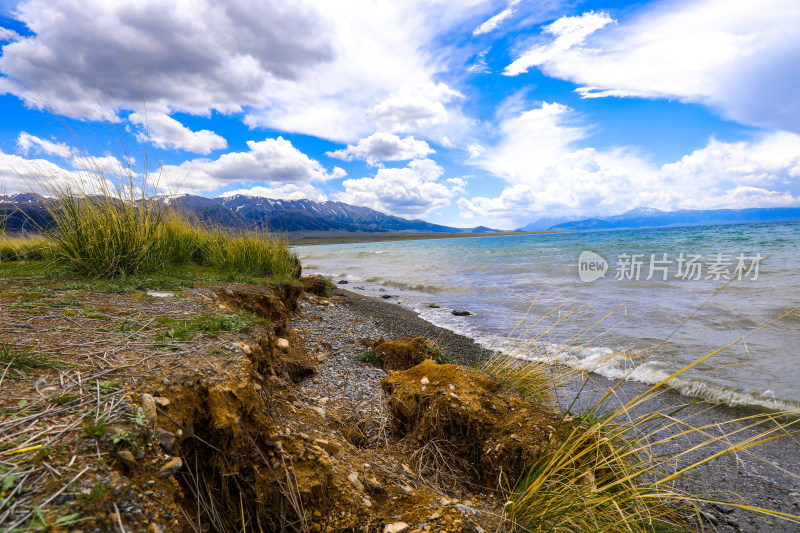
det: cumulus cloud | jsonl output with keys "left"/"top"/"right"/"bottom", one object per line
{"left": 16, "top": 133, "right": 72, "bottom": 158}
{"left": 221, "top": 183, "right": 328, "bottom": 202}
{"left": 0, "top": 0, "right": 486, "bottom": 144}
{"left": 504, "top": 0, "right": 800, "bottom": 133}
{"left": 0, "top": 27, "right": 20, "bottom": 42}
{"left": 160, "top": 136, "right": 346, "bottom": 192}
{"left": 0, "top": 0, "right": 334, "bottom": 120}
{"left": 466, "top": 143, "right": 485, "bottom": 159}
{"left": 459, "top": 103, "right": 800, "bottom": 228}
{"left": 337, "top": 159, "right": 459, "bottom": 217}
{"left": 326, "top": 132, "right": 433, "bottom": 164}
{"left": 129, "top": 112, "right": 227, "bottom": 154}
{"left": 366, "top": 83, "right": 464, "bottom": 134}
{"left": 0, "top": 149, "right": 118, "bottom": 195}
{"left": 659, "top": 132, "right": 800, "bottom": 209}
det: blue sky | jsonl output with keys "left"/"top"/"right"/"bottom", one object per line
{"left": 1, "top": 0, "right": 799, "bottom": 230}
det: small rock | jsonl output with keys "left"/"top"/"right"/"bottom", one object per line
{"left": 348, "top": 472, "right": 364, "bottom": 491}
{"left": 401, "top": 463, "right": 415, "bottom": 476}
{"left": 711, "top": 503, "right": 735, "bottom": 514}
{"left": 153, "top": 429, "right": 176, "bottom": 452}
{"left": 314, "top": 439, "right": 341, "bottom": 455}
{"left": 700, "top": 511, "right": 719, "bottom": 526}
{"left": 157, "top": 457, "right": 183, "bottom": 478}
{"left": 428, "top": 303, "right": 440, "bottom": 308}
{"left": 398, "top": 484, "right": 414, "bottom": 494}
{"left": 154, "top": 397, "right": 170, "bottom": 407}
{"left": 384, "top": 523, "right": 410, "bottom": 533}
{"left": 277, "top": 338, "right": 290, "bottom": 352}
{"left": 148, "top": 524, "right": 165, "bottom": 533}
{"left": 118, "top": 450, "right": 136, "bottom": 465}
{"left": 146, "top": 291, "right": 174, "bottom": 298}
{"left": 338, "top": 280, "right": 349, "bottom": 284}
{"left": 141, "top": 394, "right": 157, "bottom": 426}
{"left": 452, "top": 310, "right": 471, "bottom": 316}
{"left": 455, "top": 503, "right": 480, "bottom": 515}
{"left": 420, "top": 377, "right": 430, "bottom": 385}
{"left": 381, "top": 295, "right": 394, "bottom": 299}
{"left": 428, "top": 512, "right": 441, "bottom": 521}
{"left": 365, "top": 477, "right": 386, "bottom": 495}
{"left": 309, "top": 406, "right": 326, "bottom": 418}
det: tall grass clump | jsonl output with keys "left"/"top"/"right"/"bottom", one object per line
{"left": 501, "top": 305, "right": 800, "bottom": 532}
{"left": 0, "top": 233, "right": 53, "bottom": 261}
{"left": 200, "top": 227, "right": 300, "bottom": 278}
{"left": 23, "top": 151, "right": 299, "bottom": 279}
{"left": 39, "top": 171, "right": 165, "bottom": 278}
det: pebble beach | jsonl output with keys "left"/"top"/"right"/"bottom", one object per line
{"left": 294, "top": 286, "right": 800, "bottom": 532}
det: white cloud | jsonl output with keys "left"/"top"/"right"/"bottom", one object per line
{"left": 466, "top": 143, "right": 485, "bottom": 159}
{"left": 366, "top": 82, "right": 464, "bottom": 134}
{"left": 326, "top": 132, "right": 433, "bottom": 164}
{"left": 0, "top": 0, "right": 335, "bottom": 119}
{"left": 505, "top": 11, "right": 614, "bottom": 76}
{"left": 473, "top": 7, "right": 515, "bottom": 36}
{"left": 659, "top": 132, "right": 800, "bottom": 209}
{"left": 129, "top": 112, "right": 227, "bottom": 154}
{"left": 221, "top": 183, "right": 327, "bottom": 202}
{"left": 504, "top": 0, "right": 800, "bottom": 133}
{"left": 460, "top": 103, "right": 800, "bottom": 228}
{"left": 0, "top": 0, "right": 489, "bottom": 143}
{"left": 70, "top": 155, "right": 133, "bottom": 178}
{"left": 445, "top": 177, "right": 468, "bottom": 193}
{"left": 16, "top": 133, "right": 72, "bottom": 158}
{"left": 160, "top": 136, "right": 345, "bottom": 192}
{"left": 337, "top": 158, "right": 459, "bottom": 217}
{"left": 0, "top": 27, "right": 20, "bottom": 42}
{"left": 0, "top": 150, "right": 120, "bottom": 196}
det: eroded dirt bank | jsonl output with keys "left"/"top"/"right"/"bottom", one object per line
{"left": 2, "top": 278, "right": 798, "bottom": 532}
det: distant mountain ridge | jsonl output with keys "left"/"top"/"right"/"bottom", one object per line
{"left": 1, "top": 193, "right": 499, "bottom": 234}
{"left": 516, "top": 206, "right": 800, "bottom": 231}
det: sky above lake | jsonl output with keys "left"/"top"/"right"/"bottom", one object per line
{"left": 1, "top": 0, "right": 799, "bottom": 229}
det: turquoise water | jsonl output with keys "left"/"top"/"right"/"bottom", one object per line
{"left": 297, "top": 222, "right": 800, "bottom": 411}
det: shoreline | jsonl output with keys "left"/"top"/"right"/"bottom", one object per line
{"left": 332, "top": 287, "right": 800, "bottom": 532}
{"left": 287, "top": 230, "right": 556, "bottom": 246}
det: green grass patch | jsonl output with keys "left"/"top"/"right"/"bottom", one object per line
{"left": 153, "top": 311, "right": 268, "bottom": 347}
{"left": 81, "top": 416, "right": 108, "bottom": 439}
{"left": 0, "top": 343, "right": 70, "bottom": 373}
{"left": 358, "top": 347, "right": 378, "bottom": 364}
{"left": 424, "top": 342, "right": 453, "bottom": 364}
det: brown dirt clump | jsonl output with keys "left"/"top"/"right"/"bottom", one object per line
{"left": 300, "top": 274, "right": 331, "bottom": 296}
{"left": 215, "top": 282, "right": 302, "bottom": 335}
{"left": 381, "top": 359, "right": 564, "bottom": 487}
{"left": 373, "top": 335, "right": 432, "bottom": 371}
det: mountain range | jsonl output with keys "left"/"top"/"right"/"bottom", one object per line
{"left": 517, "top": 206, "right": 800, "bottom": 231}
{"left": 0, "top": 193, "right": 498, "bottom": 234}
{"left": 5, "top": 193, "right": 800, "bottom": 235}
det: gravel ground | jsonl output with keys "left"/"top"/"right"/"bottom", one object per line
{"left": 292, "top": 287, "right": 800, "bottom": 532}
